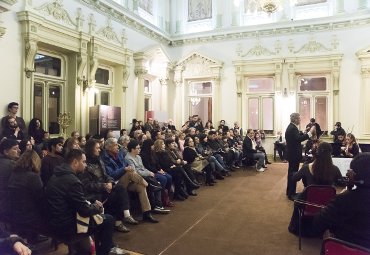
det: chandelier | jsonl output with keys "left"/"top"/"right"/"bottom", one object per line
{"left": 190, "top": 97, "right": 201, "bottom": 106}
{"left": 259, "top": 0, "right": 280, "bottom": 14}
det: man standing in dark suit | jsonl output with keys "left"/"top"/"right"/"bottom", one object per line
{"left": 285, "top": 113, "right": 315, "bottom": 200}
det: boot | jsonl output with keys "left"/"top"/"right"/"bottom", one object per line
{"left": 214, "top": 171, "right": 225, "bottom": 180}
{"left": 180, "top": 168, "right": 200, "bottom": 189}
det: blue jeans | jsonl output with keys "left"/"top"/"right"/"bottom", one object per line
{"left": 155, "top": 172, "right": 172, "bottom": 191}
{"left": 252, "top": 152, "right": 265, "bottom": 169}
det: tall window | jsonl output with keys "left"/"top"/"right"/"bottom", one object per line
{"left": 144, "top": 79, "right": 152, "bottom": 112}
{"left": 33, "top": 53, "right": 64, "bottom": 134}
{"left": 246, "top": 78, "right": 274, "bottom": 133}
{"left": 298, "top": 76, "right": 328, "bottom": 132}
{"left": 188, "top": 81, "right": 212, "bottom": 122}
{"left": 94, "top": 67, "right": 112, "bottom": 105}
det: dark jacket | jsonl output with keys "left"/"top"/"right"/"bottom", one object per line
{"left": 314, "top": 187, "right": 370, "bottom": 249}
{"left": 7, "top": 167, "right": 45, "bottom": 227}
{"left": 140, "top": 151, "right": 161, "bottom": 174}
{"left": 0, "top": 154, "right": 15, "bottom": 220}
{"left": 183, "top": 147, "right": 198, "bottom": 165}
{"left": 155, "top": 151, "right": 175, "bottom": 171}
{"left": 45, "top": 163, "right": 101, "bottom": 237}
{"left": 101, "top": 149, "right": 128, "bottom": 181}
{"left": 285, "top": 123, "right": 309, "bottom": 163}
{"left": 292, "top": 164, "right": 342, "bottom": 187}
{"left": 77, "top": 157, "right": 114, "bottom": 202}
{"left": 40, "top": 153, "right": 65, "bottom": 186}
{"left": 242, "top": 136, "right": 257, "bottom": 157}
{"left": 0, "top": 229, "right": 25, "bottom": 254}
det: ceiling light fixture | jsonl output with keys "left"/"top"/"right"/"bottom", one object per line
{"left": 259, "top": 0, "right": 280, "bottom": 14}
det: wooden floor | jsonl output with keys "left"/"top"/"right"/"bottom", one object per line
{"left": 38, "top": 162, "right": 323, "bottom": 255}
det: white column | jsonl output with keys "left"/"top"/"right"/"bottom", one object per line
{"left": 361, "top": 68, "right": 370, "bottom": 136}
{"left": 134, "top": 52, "right": 148, "bottom": 122}
{"left": 160, "top": 78, "right": 168, "bottom": 112}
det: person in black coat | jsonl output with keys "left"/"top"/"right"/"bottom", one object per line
{"left": 8, "top": 150, "right": 49, "bottom": 241}
{"left": 285, "top": 113, "right": 315, "bottom": 200}
{"left": 45, "top": 149, "right": 123, "bottom": 255}
{"left": 0, "top": 229, "right": 31, "bottom": 255}
{"left": 314, "top": 153, "right": 370, "bottom": 249}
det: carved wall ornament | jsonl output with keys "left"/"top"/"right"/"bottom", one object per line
{"left": 294, "top": 37, "right": 332, "bottom": 54}
{"left": 35, "top": 0, "right": 76, "bottom": 27}
{"left": 237, "top": 40, "right": 276, "bottom": 58}
{"left": 96, "top": 19, "right": 122, "bottom": 44}
{"left": 24, "top": 40, "right": 38, "bottom": 78}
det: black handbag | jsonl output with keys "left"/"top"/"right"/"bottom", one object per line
{"left": 144, "top": 176, "right": 162, "bottom": 192}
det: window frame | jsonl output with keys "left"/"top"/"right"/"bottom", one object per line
{"left": 245, "top": 76, "right": 275, "bottom": 134}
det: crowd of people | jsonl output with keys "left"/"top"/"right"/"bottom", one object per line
{"left": 1, "top": 102, "right": 369, "bottom": 253}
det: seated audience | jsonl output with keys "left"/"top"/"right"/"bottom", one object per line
{"left": 40, "top": 137, "right": 65, "bottom": 186}
{"left": 125, "top": 140, "right": 170, "bottom": 213}
{"left": 0, "top": 139, "right": 20, "bottom": 221}
{"left": 2, "top": 116, "right": 24, "bottom": 141}
{"left": 101, "top": 138, "right": 158, "bottom": 223}
{"left": 217, "top": 120, "right": 229, "bottom": 133}
{"left": 8, "top": 150, "right": 49, "bottom": 241}
{"left": 342, "top": 133, "right": 360, "bottom": 158}
{"left": 183, "top": 137, "right": 214, "bottom": 187}
{"left": 254, "top": 131, "right": 271, "bottom": 165}
{"left": 242, "top": 129, "right": 265, "bottom": 172}
{"left": 78, "top": 139, "right": 138, "bottom": 234}
{"left": 140, "top": 139, "right": 173, "bottom": 207}
{"left": 314, "top": 153, "right": 370, "bottom": 249}
{"left": 62, "top": 137, "right": 80, "bottom": 157}
{"left": 28, "top": 118, "right": 46, "bottom": 146}
{"left": 45, "top": 149, "right": 127, "bottom": 255}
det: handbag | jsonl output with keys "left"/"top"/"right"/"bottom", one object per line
{"left": 143, "top": 176, "right": 162, "bottom": 192}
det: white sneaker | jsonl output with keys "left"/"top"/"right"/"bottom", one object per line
{"left": 256, "top": 167, "right": 265, "bottom": 172}
{"left": 109, "top": 247, "right": 130, "bottom": 255}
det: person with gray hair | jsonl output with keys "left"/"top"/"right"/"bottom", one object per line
{"left": 102, "top": 138, "right": 159, "bottom": 223}
{"left": 285, "top": 113, "right": 315, "bottom": 200}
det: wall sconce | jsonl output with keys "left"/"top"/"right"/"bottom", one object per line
{"left": 283, "top": 88, "right": 288, "bottom": 97}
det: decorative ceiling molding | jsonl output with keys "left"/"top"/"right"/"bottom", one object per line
{"left": 78, "top": 0, "right": 169, "bottom": 44}
{"left": 171, "top": 17, "right": 370, "bottom": 47}
{"left": 35, "top": 0, "right": 76, "bottom": 27}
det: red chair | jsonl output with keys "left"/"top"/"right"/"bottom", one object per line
{"left": 294, "top": 185, "right": 336, "bottom": 250}
{"left": 322, "top": 237, "right": 370, "bottom": 255}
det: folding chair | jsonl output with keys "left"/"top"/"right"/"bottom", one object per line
{"left": 322, "top": 237, "right": 370, "bottom": 255}
{"left": 294, "top": 185, "right": 336, "bottom": 250}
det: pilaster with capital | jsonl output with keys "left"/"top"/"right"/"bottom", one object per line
{"left": 235, "top": 73, "right": 243, "bottom": 126}
{"left": 360, "top": 67, "right": 370, "bottom": 136}
{"left": 159, "top": 78, "right": 168, "bottom": 112}
{"left": 173, "top": 65, "right": 184, "bottom": 127}
{"left": 134, "top": 52, "right": 148, "bottom": 121}
{"left": 332, "top": 70, "right": 340, "bottom": 123}
{"left": 210, "top": 65, "right": 223, "bottom": 122}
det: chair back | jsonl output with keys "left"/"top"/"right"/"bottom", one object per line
{"left": 303, "top": 185, "right": 336, "bottom": 217}
{"left": 322, "top": 237, "right": 370, "bottom": 255}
